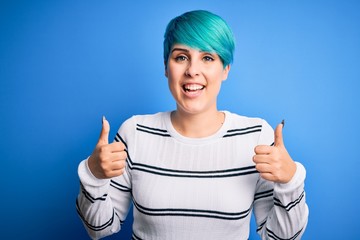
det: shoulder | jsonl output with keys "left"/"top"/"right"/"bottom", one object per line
{"left": 132, "top": 112, "right": 168, "bottom": 124}
{"left": 117, "top": 112, "right": 171, "bottom": 143}
{"left": 225, "top": 111, "right": 268, "bottom": 128}
{"left": 119, "top": 112, "right": 169, "bottom": 133}
{"left": 122, "top": 112, "right": 169, "bottom": 128}
{"left": 224, "top": 111, "right": 273, "bottom": 144}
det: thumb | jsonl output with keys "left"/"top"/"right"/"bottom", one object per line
{"left": 274, "top": 120, "right": 285, "bottom": 147}
{"left": 98, "top": 116, "right": 110, "bottom": 145}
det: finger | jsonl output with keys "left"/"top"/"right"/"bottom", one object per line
{"left": 274, "top": 120, "right": 285, "bottom": 147}
{"left": 109, "top": 168, "right": 125, "bottom": 177}
{"left": 99, "top": 149, "right": 127, "bottom": 163}
{"left": 107, "top": 142, "right": 126, "bottom": 152}
{"left": 98, "top": 116, "right": 110, "bottom": 145}
{"left": 111, "top": 151, "right": 127, "bottom": 162}
{"left": 254, "top": 145, "right": 273, "bottom": 154}
{"left": 110, "top": 159, "right": 126, "bottom": 170}
{"left": 253, "top": 154, "right": 271, "bottom": 164}
{"left": 254, "top": 162, "right": 272, "bottom": 173}
{"left": 102, "top": 168, "right": 125, "bottom": 178}
{"left": 259, "top": 172, "right": 277, "bottom": 182}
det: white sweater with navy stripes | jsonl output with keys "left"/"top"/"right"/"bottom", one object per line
{"left": 77, "top": 111, "right": 308, "bottom": 240}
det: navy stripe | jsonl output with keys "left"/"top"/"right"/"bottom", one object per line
{"left": 129, "top": 162, "right": 258, "bottom": 178}
{"left": 80, "top": 182, "right": 107, "bottom": 203}
{"left": 76, "top": 199, "right": 115, "bottom": 231}
{"left": 223, "top": 129, "right": 262, "bottom": 138}
{"left": 267, "top": 227, "right": 303, "bottom": 240}
{"left": 132, "top": 233, "right": 143, "bottom": 240}
{"left": 131, "top": 166, "right": 258, "bottom": 178}
{"left": 274, "top": 191, "right": 305, "bottom": 212}
{"left": 110, "top": 180, "right": 132, "bottom": 192}
{"left": 133, "top": 162, "right": 256, "bottom": 174}
{"left": 257, "top": 220, "right": 267, "bottom": 232}
{"left": 137, "top": 124, "right": 168, "bottom": 133}
{"left": 223, "top": 125, "right": 262, "bottom": 138}
{"left": 136, "top": 124, "right": 171, "bottom": 137}
{"left": 136, "top": 127, "right": 171, "bottom": 137}
{"left": 133, "top": 199, "right": 252, "bottom": 221}
{"left": 254, "top": 189, "right": 273, "bottom": 201}
{"left": 114, "top": 132, "right": 128, "bottom": 148}
{"left": 114, "top": 135, "right": 134, "bottom": 166}
{"left": 227, "top": 125, "right": 262, "bottom": 132}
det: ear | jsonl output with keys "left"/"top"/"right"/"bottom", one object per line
{"left": 222, "top": 64, "right": 231, "bottom": 81}
{"left": 164, "top": 61, "right": 168, "bottom": 78}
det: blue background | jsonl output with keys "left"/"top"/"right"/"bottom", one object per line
{"left": 1, "top": 0, "right": 359, "bottom": 239}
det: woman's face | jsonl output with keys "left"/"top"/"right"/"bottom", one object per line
{"left": 165, "top": 44, "right": 230, "bottom": 115}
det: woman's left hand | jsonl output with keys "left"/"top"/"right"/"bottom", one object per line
{"left": 253, "top": 122, "right": 297, "bottom": 183}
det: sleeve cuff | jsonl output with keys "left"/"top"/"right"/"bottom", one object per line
{"left": 78, "top": 157, "right": 110, "bottom": 188}
{"left": 274, "top": 162, "right": 306, "bottom": 193}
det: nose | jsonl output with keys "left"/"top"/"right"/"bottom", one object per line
{"left": 185, "top": 59, "right": 200, "bottom": 77}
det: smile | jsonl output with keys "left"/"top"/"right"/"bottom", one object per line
{"left": 183, "top": 83, "right": 205, "bottom": 92}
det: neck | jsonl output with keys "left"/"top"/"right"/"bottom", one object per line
{"left": 171, "top": 109, "right": 225, "bottom": 138}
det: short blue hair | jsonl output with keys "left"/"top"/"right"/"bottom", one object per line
{"left": 163, "top": 10, "right": 235, "bottom": 68}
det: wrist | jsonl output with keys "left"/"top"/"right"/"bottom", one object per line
{"left": 276, "top": 162, "right": 306, "bottom": 192}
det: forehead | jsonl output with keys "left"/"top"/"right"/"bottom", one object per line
{"left": 170, "top": 44, "right": 216, "bottom": 55}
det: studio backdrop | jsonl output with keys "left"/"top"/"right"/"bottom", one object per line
{"left": 1, "top": 0, "right": 359, "bottom": 239}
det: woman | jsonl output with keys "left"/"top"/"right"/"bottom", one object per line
{"left": 76, "top": 10, "right": 308, "bottom": 239}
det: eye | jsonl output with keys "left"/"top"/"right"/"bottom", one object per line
{"left": 175, "top": 55, "right": 188, "bottom": 62}
{"left": 203, "top": 55, "right": 214, "bottom": 62}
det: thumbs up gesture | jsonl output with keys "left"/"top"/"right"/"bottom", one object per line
{"left": 253, "top": 121, "right": 297, "bottom": 183}
{"left": 88, "top": 117, "right": 127, "bottom": 179}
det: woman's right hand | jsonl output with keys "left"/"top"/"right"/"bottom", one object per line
{"left": 88, "top": 117, "right": 127, "bottom": 179}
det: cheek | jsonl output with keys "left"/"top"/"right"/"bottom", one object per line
{"left": 166, "top": 67, "right": 183, "bottom": 86}
{"left": 167, "top": 74, "right": 179, "bottom": 96}
{"left": 206, "top": 69, "right": 227, "bottom": 84}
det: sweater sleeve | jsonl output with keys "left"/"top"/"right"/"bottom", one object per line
{"left": 76, "top": 118, "right": 134, "bottom": 239}
{"left": 253, "top": 119, "right": 309, "bottom": 239}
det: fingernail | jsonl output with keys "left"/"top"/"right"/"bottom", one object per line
{"left": 102, "top": 116, "right": 105, "bottom": 124}
{"left": 281, "top": 119, "right": 285, "bottom": 127}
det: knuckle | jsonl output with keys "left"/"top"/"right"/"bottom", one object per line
{"left": 118, "top": 160, "right": 126, "bottom": 169}
{"left": 120, "top": 142, "right": 126, "bottom": 150}
{"left": 99, "top": 161, "right": 109, "bottom": 171}
{"left": 121, "top": 160, "right": 127, "bottom": 168}
{"left": 98, "top": 145, "right": 108, "bottom": 154}
{"left": 103, "top": 172, "right": 112, "bottom": 178}
{"left": 121, "top": 151, "right": 128, "bottom": 159}
{"left": 98, "top": 154, "right": 107, "bottom": 163}
{"left": 114, "top": 142, "right": 126, "bottom": 150}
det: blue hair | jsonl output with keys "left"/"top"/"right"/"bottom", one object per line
{"left": 163, "top": 10, "right": 235, "bottom": 68}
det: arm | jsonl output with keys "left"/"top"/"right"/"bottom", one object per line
{"left": 253, "top": 120, "right": 309, "bottom": 239}
{"left": 76, "top": 117, "right": 132, "bottom": 239}
{"left": 76, "top": 159, "right": 132, "bottom": 239}
{"left": 253, "top": 162, "right": 308, "bottom": 239}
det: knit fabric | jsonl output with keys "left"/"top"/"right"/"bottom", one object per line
{"left": 77, "top": 111, "right": 308, "bottom": 239}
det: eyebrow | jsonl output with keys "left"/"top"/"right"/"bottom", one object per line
{"left": 171, "top": 48, "right": 214, "bottom": 56}
{"left": 171, "top": 47, "right": 189, "bottom": 53}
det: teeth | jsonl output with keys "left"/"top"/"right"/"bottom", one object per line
{"left": 184, "top": 84, "right": 204, "bottom": 91}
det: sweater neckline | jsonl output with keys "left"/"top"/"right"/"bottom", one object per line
{"left": 164, "top": 111, "right": 230, "bottom": 145}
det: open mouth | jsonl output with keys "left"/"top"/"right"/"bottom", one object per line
{"left": 183, "top": 83, "right": 205, "bottom": 92}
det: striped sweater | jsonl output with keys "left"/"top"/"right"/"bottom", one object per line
{"left": 77, "top": 111, "right": 308, "bottom": 239}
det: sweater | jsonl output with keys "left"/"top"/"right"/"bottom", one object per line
{"left": 76, "top": 111, "right": 308, "bottom": 239}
